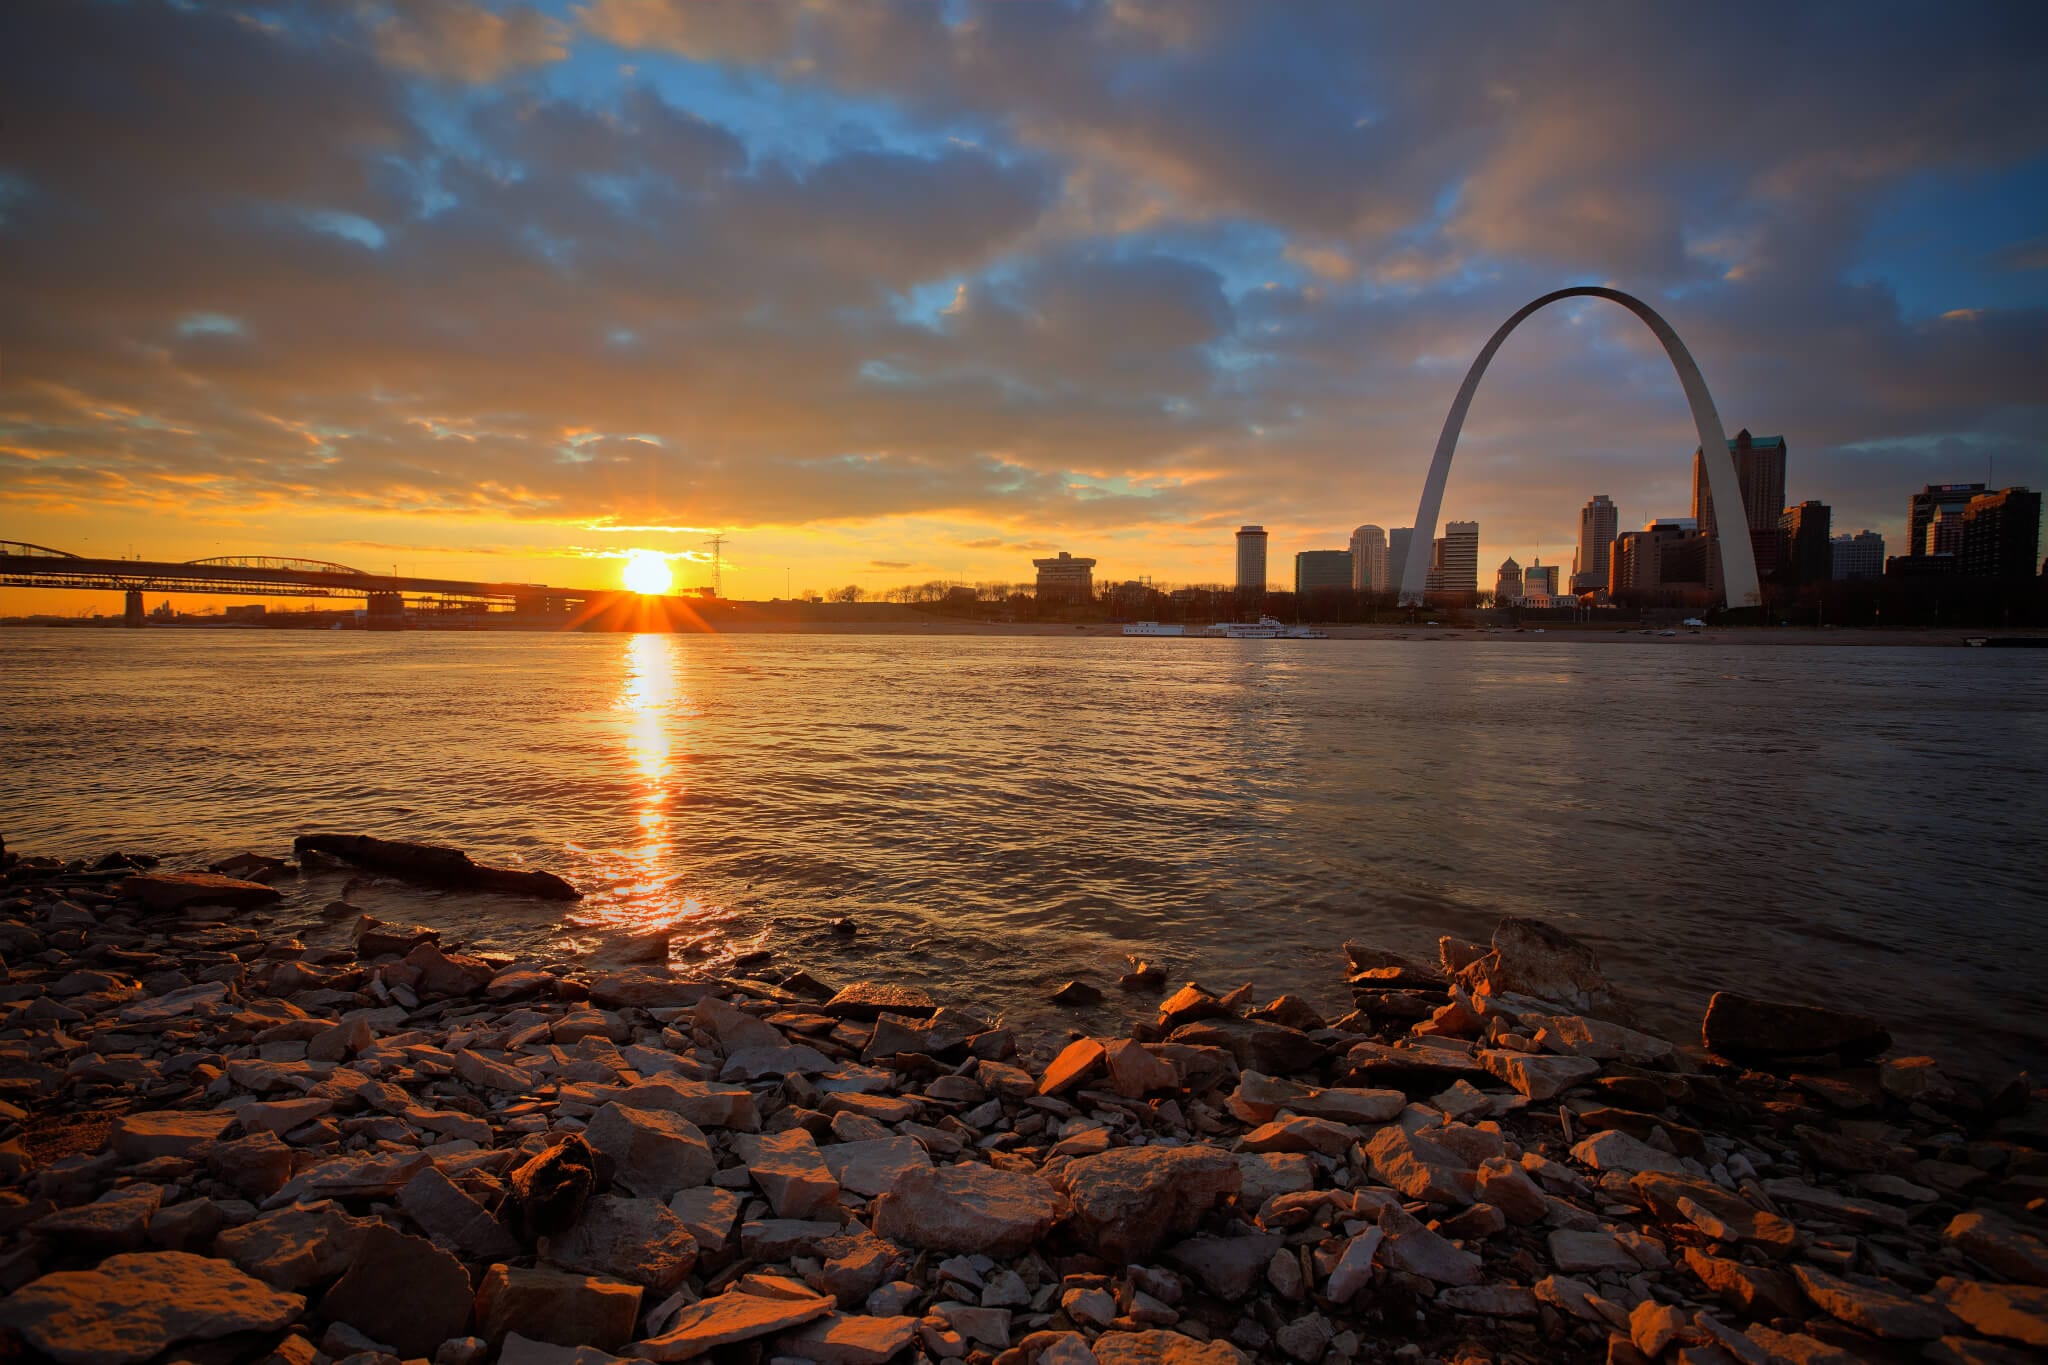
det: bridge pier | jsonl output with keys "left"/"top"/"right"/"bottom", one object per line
{"left": 123, "top": 590, "right": 145, "bottom": 627}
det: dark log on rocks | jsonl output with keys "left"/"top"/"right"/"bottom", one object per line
{"left": 292, "top": 834, "right": 581, "bottom": 900}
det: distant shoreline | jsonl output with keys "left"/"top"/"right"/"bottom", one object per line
{"left": 3, "top": 617, "right": 2037, "bottom": 646}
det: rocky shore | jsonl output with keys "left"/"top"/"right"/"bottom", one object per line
{"left": 1, "top": 841, "right": 2043, "bottom": 1365}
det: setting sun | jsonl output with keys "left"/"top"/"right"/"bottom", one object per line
{"left": 621, "top": 549, "right": 674, "bottom": 596}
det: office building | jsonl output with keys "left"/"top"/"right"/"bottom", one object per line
{"left": 1610, "top": 520, "right": 1708, "bottom": 596}
{"left": 1524, "top": 559, "right": 1559, "bottom": 601}
{"left": 1294, "top": 550, "right": 1352, "bottom": 594}
{"left": 1830, "top": 530, "right": 1885, "bottom": 582}
{"left": 1693, "top": 430, "right": 1787, "bottom": 593}
{"left": 1925, "top": 506, "right": 1966, "bottom": 557}
{"left": 1573, "top": 495, "right": 1618, "bottom": 593}
{"left": 1032, "top": 551, "right": 1096, "bottom": 602}
{"left": 1387, "top": 528, "right": 1414, "bottom": 598}
{"left": 1235, "top": 525, "right": 1268, "bottom": 593}
{"left": 1908, "top": 483, "right": 1986, "bottom": 557}
{"left": 1494, "top": 557, "right": 1522, "bottom": 605}
{"left": 1961, "top": 487, "right": 2042, "bottom": 579}
{"left": 1424, "top": 521, "right": 1479, "bottom": 596}
{"left": 1348, "top": 525, "right": 1388, "bottom": 592}
{"left": 1778, "top": 501, "right": 1833, "bottom": 586}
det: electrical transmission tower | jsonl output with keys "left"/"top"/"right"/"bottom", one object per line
{"left": 702, "top": 534, "right": 727, "bottom": 598}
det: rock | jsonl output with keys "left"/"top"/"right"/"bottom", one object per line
{"left": 1476, "top": 1156, "right": 1548, "bottom": 1224}
{"left": 399, "top": 1167, "right": 520, "bottom": 1262}
{"left": 871, "top": 1162, "right": 1060, "bottom": 1256}
{"left": 1104, "top": 1039, "right": 1181, "bottom": 1098}
{"left": 1093, "top": 1331, "right": 1245, "bottom": 1365}
{"left": 243, "top": 1097, "right": 334, "bottom": 1136}
{"left": 1700, "top": 992, "right": 1891, "bottom": 1062}
{"left": 1633, "top": 1171, "right": 1801, "bottom": 1258}
{"left": 355, "top": 918, "right": 441, "bottom": 958}
{"left": 34, "top": 1185, "right": 162, "bottom": 1251}
{"left": 1682, "top": 1249, "right": 1804, "bottom": 1320}
{"left": 1040, "top": 1038, "right": 1107, "bottom": 1095}
{"left": 1630, "top": 1301, "right": 1687, "bottom": 1357}
{"left": 1547, "top": 1229, "right": 1640, "bottom": 1274}
{"left": 1935, "top": 1277, "right": 2048, "bottom": 1349}
{"left": 1457, "top": 917, "right": 1612, "bottom": 1012}
{"left": 1326, "top": 1228, "right": 1383, "bottom": 1304}
{"left": 0, "top": 1251, "right": 304, "bottom": 1365}
{"left": 733, "top": 1130, "right": 841, "bottom": 1218}
{"left": 1946, "top": 1210, "right": 2048, "bottom": 1287}
{"left": 819, "top": 1137, "right": 931, "bottom": 1198}
{"left": 1057, "top": 1145, "right": 1242, "bottom": 1262}
{"left": 1480, "top": 1049, "right": 1598, "bottom": 1099}
{"left": 1064, "top": 1287, "right": 1119, "bottom": 1327}
{"left": 497, "top": 1334, "right": 625, "bottom": 1365}
{"left": 1377, "top": 1205, "right": 1481, "bottom": 1286}
{"left": 1236, "top": 1152, "right": 1314, "bottom": 1206}
{"left": 148, "top": 1197, "right": 229, "bottom": 1252}
{"left": 611, "top": 1078, "right": 760, "bottom": 1131}
{"left": 1571, "top": 1129, "right": 1688, "bottom": 1176}
{"left": 1241, "top": 1116, "right": 1354, "bottom": 1157}
{"left": 1052, "top": 981, "right": 1104, "bottom": 1007}
{"left": 117, "top": 872, "right": 282, "bottom": 913}
{"left": 822, "top": 982, "right": 936, "bottom": 1020}
{"left": 1273, "top": 1312, "right": 1331, "bottom": 1363}
{"left": 1437, "top": 1285, "right": 1537, "bottom": 1317}
{"left": 320, "top": 1225, "right": 474, "bottom": 1358}
{"left": 1794, "top": 1263, "right": 1949, "bottom": 1340}
{"left": 1531, "top": 1014, "right": 1674, "bottom": 1064}
{"left": 627, "top": 1290, "right": 835, "bottom": 1362}
{"left": 1290, "top": 1085, "right": 1404, "bottom": 1125}
{"left": 771, "top": 1312, "right": 919, "bottom": 1365}
{"left": 111, "top": 1109, "right": 237, "bottom": 1160}
{"left": 585, "top": 969, "right": 710, "bottom": 1011}
{"left": 217, "top": 1202, "right": 374, "bottom": 1290}
{"left": 292, "top": 834, "right": 580, "bottom": 900}
{"left": 208, "top": 1131, "right": 295, "bottom": 1199}
{"left": 809, "top": 1229, "right": 905, "bottom": 1306}
{"left": 404, "top": 942, "right": 494, "bottom": 996}
{"left": 931, "top": 1302, "right": 1012, "bottom": 1348}
{"left": 1363, "top": 1124, "right": 1476, "bottom": 1206}
{"left": 455, "top": 1049, "right": 531, "bottom": 1092}
{"left": 474, "top": 1266, "right": 643, "bottom": 1351}
{"left": 436, "top": 1336, "right": 491, "bottom": 1365}
{"left": 584, "top": 1102, "right": 713, "bottom": 1200}
{"left": 669, "top": 1186, "right": 741, "bottom": 1256}
{"left": 547, "top": 1195, "right": 697, "bottom": 1293}
{"left": 1170, "top": 1018, "right": 1323, "bottom": 1074}
{"left": 1164, "top": 1235, "right": 1285, "bottom": 1300}
{"left": 509, "top": 1135, "right": 597, "bottom": 1238}
{"left": 1158, "top": 983, "right": 1231, "bottom": 1031}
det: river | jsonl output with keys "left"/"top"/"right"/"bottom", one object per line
{"left": 3, "top": 629, "right": 2043, "bottom": 1073}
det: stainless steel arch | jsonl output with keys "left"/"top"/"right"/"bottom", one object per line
{"left": 1399, "top": 287, "right": 1760, "bottom": 608}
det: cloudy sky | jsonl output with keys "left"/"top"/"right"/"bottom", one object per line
{"left": 4, "top": 0, "right": 2045, "bottom": 605}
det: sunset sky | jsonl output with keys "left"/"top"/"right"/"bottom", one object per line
{"left": 5, "top": 0, "right": 2046, "bottom": 610}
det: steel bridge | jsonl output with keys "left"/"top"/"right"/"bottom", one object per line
{"left": 0, "top": 541, "right": 600, "bottom": 624}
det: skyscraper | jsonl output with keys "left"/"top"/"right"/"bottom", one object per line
{"left": 1694, "top": 429, "right": 1786, "bottom": 593}
{"left": 1574, "top": 495, "right": 1618, "bottom": 593}
{"left": 1494, "top": 557, "right": 1522, "bottom": 605}
{"left": 1234, "top": 525, "right": 1268, "bottom": 593}
{"left": 1294, "top": 550, "right": 1352, "bottom": 594}
{"left": 1425, "top": 521, "right": 1478, "bottom": 596}
{"left": 1777, "top": 501, "right": 1832, "bottom": 587}
{"left": 1387, "top": 528, "right": 1414, "bottom": 598}
{"left": 1925, "top": 506, "right": 1966, "bottom": 557}
{"left": 1908, "top": 484, "right": 1987, "bottom": 557}
{"left": 1830, "top": 531, "right": 1885, "bottom": 582}
{"left": 1348, "top": 525, "right": 1388, "bottom": 591}
{"left": 1961, "top": 487, "right": 2042, "bottom": 579}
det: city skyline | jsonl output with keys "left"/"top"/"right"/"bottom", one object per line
{"left": 3, "top": 2, "right": 2046, "bottom": 614}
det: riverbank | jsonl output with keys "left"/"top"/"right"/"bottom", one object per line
{"left": 2, "top": 838, "right": 2043, "bottom": 1365}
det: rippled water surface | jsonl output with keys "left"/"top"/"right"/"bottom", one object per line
{"left": 3, "top": 629, "right": 2044, "bottom": 1071}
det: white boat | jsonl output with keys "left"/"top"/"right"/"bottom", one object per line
{"left": 1121, "top": 621, "right": 1186, "bottom": 636}
{"left": 1205, "top": 615, "right": 1325, "bottom": 639}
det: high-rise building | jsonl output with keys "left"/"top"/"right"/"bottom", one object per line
{"left": 1573, "top": 495, "right": 1618, "bottom": 593}
{"left": 1294, "top": 550, "right": 1352, "bottom": 594}
{"left": 1830, "top": 530, "right": 1885, "bottom": 582}
{"left": 1693, "top": 430, "right": 1787, "bottom": 594}
{"left": 1961, "top": 487, "right": 2042, "bottom": 579}
{"left": 1524, "top": 559, "right": 1559, "bottom": 600}
{"left": 1424, "top": 521, "right": 1479, "bottom": 596}
{"left": 1494, "top": 557, "right": 1522, "bottom": 605}
{"left": 1925, "top": 505, "right": 1967, "bottom": 557}
{"left": 1234, "top": 526, "right": 1268, "bottom": 593}
{"left": 1778, "top": 501, "right": 1832, "bottom": 586}
{"left": 1908, "top": 484, "right": 1987, "bottom": 557}
{"left": 1387, "top": 528, "right": 1414, "bottom": 598}
{"left": 1032, "top": 551, "right": 1096, "bottom": 602}
{"left": 1348, "top": 525, "right": 1388, "bottom": 592}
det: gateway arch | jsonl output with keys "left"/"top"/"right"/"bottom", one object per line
{"left": 1398, "top": 286, "right": 1761, "bottom": 609}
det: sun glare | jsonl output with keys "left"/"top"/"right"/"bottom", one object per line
{"left": 621, "top": 549, "right": 673, "bottom": 595}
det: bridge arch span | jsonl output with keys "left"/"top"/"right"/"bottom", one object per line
{"left": 184, "top": 555, "right": 371, "bottom": 576}
{"left": 0, "top": 541, "right": 83, "bottom": 558}
{"left": 1399, "top": 286, "right": 1760, "bottom": 609}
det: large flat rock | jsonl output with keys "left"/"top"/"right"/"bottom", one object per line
{"left": 0, "top": 1251, "right": 304, "bottom": 1365}
{"left": 871, "top": 1162, "right": 1059, "bottom": 1256}
{"left": 117, "top": 872, "right": 281, "bottom": 913}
